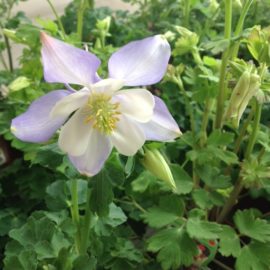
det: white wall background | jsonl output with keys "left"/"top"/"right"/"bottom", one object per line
{"left": 1, "top": 0, "right": 135, "bottom": 69}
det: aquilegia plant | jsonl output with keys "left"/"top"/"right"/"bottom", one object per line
{"left": 11, "top": 32, "right": 181, "bottom": 176}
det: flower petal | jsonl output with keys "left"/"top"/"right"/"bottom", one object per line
{"left": 113, "top": 89, "right": 154, "bottom": 122}
{"left": 50, "top": 87, "right": 90, "bottom": 118}
{"left": 110, "top": 115, "right": 145, "bottom": 156}
{"left": 58, "top": 108, "right": 92, "bottom": 156}
{"left": 41, "top": 32, "right": 101, "bottom": 85}
{"left": 11, "top": 90, "right": 71, "bottom": 143}
{"left": 90, "top": 78, "right": 124, "bottom": 95}
{"left": 69, "top": 129, "right": 112, "bottom": 176}
{"left": 140, "top": 96, "right": 181, "bottom": 141}
{"left": 108, "top": 35, "right": 171, "bottom": 86}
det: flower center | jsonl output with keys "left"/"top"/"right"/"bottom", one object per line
{"left": 84, "top": 93, "right": 120, "bottom": 134}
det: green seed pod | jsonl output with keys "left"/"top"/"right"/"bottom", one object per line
{"left": 236, "top": 73, "right": 260, "bottom": 124}
{"left": 226, "top": 70, "right": 251, "bottom": 120}
{"left": 141, "top": 148, "right": 176, "bottom": 189}
{"left": 226, "top": 71, "right": 260, "bottom": 128}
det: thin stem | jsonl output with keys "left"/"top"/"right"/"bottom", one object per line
{"left": 80, "top": 187, "right": 92, "bottom": 254}
{"left": 191, "top": 48, "right": 203, "bottom": 65}
{"left": 233, "top": 109, "right": 254, "bottom": 154}
{"left": 183, "top": 0, "right": 191, "bottom": 27}
{"left": 231, "top": 0, "right": 254, "bottom": 59}
{"left": 70, "top": 179, "right": 81, "bottom": 254}
{"left": 77, "top": 0, "right": 88, "bottom": 41}
{"left": 217, "top": 177, "right": 243, "bottom": 223}
{"left": 218, "top": 99, "right": 262, "bottom": 223}
{"left": 199, "top": 98, "right": 213, "bottom": 147}
{"left": 245, "top": 100, "right": 262, "bottom": 159}
{"left": 46, "top": 0, "right": 66, "bottom": 38}
{"left": 88, "top": 0, "right": 94, "bottom": 9}
{"left": 4, "top": 35, "right": 13, "bottom": 72}
{"left": 175, "top": 78, "right": 196, "bottom": 136}
{"left": 214, "top": 0, "right": 232, "bottom": 129}
{"left": 0, "top": 51, "right": 8, "bottom": 70}
{"left": 213, "top": 259, "right": 233, "bottom": 270}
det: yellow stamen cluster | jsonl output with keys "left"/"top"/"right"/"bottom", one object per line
{"left": 84, "top": 93, "right": 120, "bottom": 134}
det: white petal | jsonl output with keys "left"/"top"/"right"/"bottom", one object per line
{"left": 58, "top": 108, "right": 91, "bottom": 156}
{"left": 108, "top": 35, "right": 171, "bottom": 86}
{"left": 110, "top": 115, "right": 145, "bottom": 156}
{"left": 90, "top": 78, "right": 124, "bottom": 95}
{"left": 113, "top": 89, "right": 154, "bottom": 123}
{"left": 69, "top": 129, "right": 112, "bottom": 176}
{"left": 50, "top": 88, "right": 90, "bottom": 118}
{"left": 11, "top": 90, "right": 71, "bottom": 143}
{"left": 41, "top": 32, "right": 101, "bottom": 85}
{"left": 140, "top": 96, "right": 181, "bottom": 141}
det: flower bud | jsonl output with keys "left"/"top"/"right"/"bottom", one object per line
{"left": 141, "top": 148, "right": 176, "bottom": 189}
{"left": 96, "top": 16, "right": 111, "bottom": 33}
{"left": 173, "top": 26, "right": 199, "bottom": 56}
{"left": 226, "top": 71, "right": 260, "bottom": 127}
{"left": 8, "top": 76, "right": 30, "bottom": 92}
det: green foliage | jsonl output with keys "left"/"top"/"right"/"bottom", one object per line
{"left": 1, "top": 0, "right": 270, "bottom": 269}
{"left": 148, "top": 227, "right": 198, "bottom": 269}
{"left": 234, "top": 209, "right": 270, "bottom": 242}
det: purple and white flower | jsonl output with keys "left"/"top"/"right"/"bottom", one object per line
{"left": 11, "top": 33, "right": 181, "bottom": 176}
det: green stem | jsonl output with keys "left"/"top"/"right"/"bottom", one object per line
{"left": 183, "top": 0, "right": 191, "bottom": 27}
{"left": 77, "top": 0, "right": 88, "bottom": 41}
{"left": 199, "top": 98, "right": 213, "bottom": 147}
{"left": 46, "top": 0, "right": 66, "bottom": 38}
{"left": 175, "top": 78, "right": 196, "bottom": 136}
{"left": 88, "top": 0, "right": 94, "bottom": 9}
{"left": 0, "top": 51, "right": 8, "bottom": 70}
{"left": 213, "top": 259, "right": 233, "bottom": 270}
{"left": 4, "top": 35, "right": 13, "bottom": 72}
{"left": 80, "top": 187, "right": 92, "bottom": 254}
{"left": 233, "top": 108, "right": 254, "bottom": 154}
{"left": 191, "top": 48, "right": 203, "bottom": 65}
{"left": 244, "top": 100, "right": 262, "bottom": 159}
{"left": 70, "top": 179, "right": 81, "bottom": 254}
{"left": 218, "top": 100, "right": 262, "bottom": 223}
{"left": 231, "top": 0, "right": 254, "bottom": 59}
{"left": 217, "top": 177, "right": 243, "bottom": 223}
{"left": 214, "top": 0, "right": 232, "bottom": 129}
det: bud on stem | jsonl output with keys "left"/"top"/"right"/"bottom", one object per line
{"left": 226, "top": 70, "right": 260, "bottom": 127}
{"left": 141, "top": 148, "right": 176, "bottom": 189}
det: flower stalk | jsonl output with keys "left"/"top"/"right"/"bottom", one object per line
{"left": 214, "top": 0, "right": 232, "bottom": 129}
{"left": 70, "top": 179, "right": 82, "bottom": 254}
{"left": 77, "top": 0, "right": 89, "bottom": 41}
{"left": 80, "top": 187, "right": 92, "bottom": 254}
{"left": 46, "top": 0, "right": 66, "bottom": 39}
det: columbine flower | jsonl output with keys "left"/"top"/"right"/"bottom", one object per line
{"left": 11, "top": 33, "right": 181, "bottom": 176}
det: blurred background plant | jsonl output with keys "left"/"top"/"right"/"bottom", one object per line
{"left": 1, "top": 0, "right": 270, "bottom": 269}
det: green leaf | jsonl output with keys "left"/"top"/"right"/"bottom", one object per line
{"left": 171, "top": 164, "right": 193, "bottom": 194}
{"left": 131, "top": 171, "right": 156, "bottom": 193}
{"left": 218, "top": 226, "right": 241, "bottom": 257}
{"left": 186, "top": 218, "right": 223, "bottom": 239}
{"left": 234, "top": 209, "right": 270, "bottom": 242}
{"left": 197, "top": 165, "right": 231, "bottom": 189}
{"left": 148, "top": 228, "right": 197, "bottom": 269}
{"left": 90, "top": 170, "right": 113, "bottom": 217}
{"left": 143, "top": 207, "right": 179, "bottom": 228}
{"left": 207, "top": 130, "right": 234, "bottom": 147}
{"left": 73, "top": 255, "right": 96, "bottom": 270}
{"left": 102, "top": 203, "right": 127, "bottom": 227}
{"left": 236, "top": 241, "right": 270, "bottom": 270}
{"left": 4, "top": 250, "right": 37, "bottom": 270}
{"left": 143, "top": 195, "right": 184, "bottom": 228}
{"left": 192, "top": 189, "right": 224, "bottom": 209}
{"left": 7, "top": 212, "right": 71, "bottom": 260}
